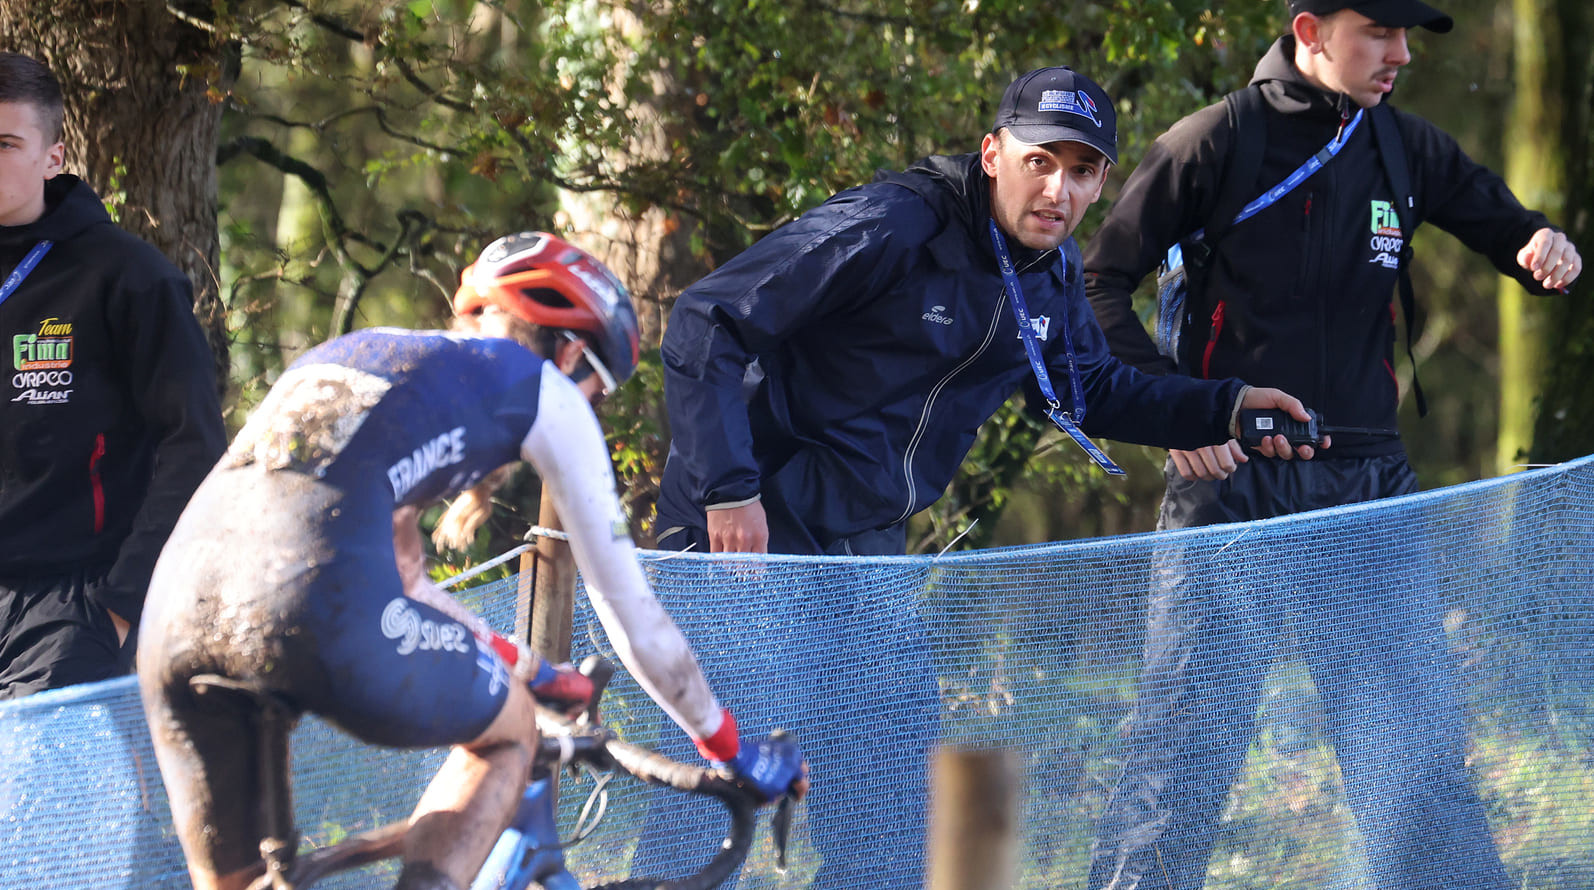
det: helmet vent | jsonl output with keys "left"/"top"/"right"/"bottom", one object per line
{"left": 522, "top": 287, "right": 575, "bottom": 309}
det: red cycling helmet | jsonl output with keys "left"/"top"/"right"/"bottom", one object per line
{"left": 454, "top": 231, "right": 641, "bottom": 387}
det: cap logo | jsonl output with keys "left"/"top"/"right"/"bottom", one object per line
{"left": 1037, "top": 89, "right": 1100, "bottom": 127}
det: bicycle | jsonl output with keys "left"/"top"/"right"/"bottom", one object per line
{"left": 187, "top": 656, "right": 796, "bottom": 890}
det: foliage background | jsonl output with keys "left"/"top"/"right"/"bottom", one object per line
{"left": 3, "top": 0, "right": 1587, "bottom": 557}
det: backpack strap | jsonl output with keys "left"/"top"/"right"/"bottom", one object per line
{"left": 1202, "top": 85, "right": 1268, "bottom": 251}
{"left": 1367, "top": 102, "right": 1427, "bottom": 416}
{"left": 1165, "top": 86, "right": 1265, "bottom": 368}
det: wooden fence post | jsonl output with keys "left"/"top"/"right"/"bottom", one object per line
{"left": 927, "top": 746, "right": 1021, "bottom": 890}
{"left": 518, "top": 484, "right": 575, "bottom": 662}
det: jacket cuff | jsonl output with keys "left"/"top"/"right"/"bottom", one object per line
{"left": 706, "top": 494, "right": 761, "bottom": 511}
{"left": 1227, "top": 385, "right": 1252, "bottom": 440}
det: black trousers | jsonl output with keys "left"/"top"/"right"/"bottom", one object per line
{"left": 0, "top": 566, "right": 129, "bottom": 700}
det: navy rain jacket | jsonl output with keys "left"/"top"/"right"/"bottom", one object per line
{"left": 658, "top": 153, "right": 1247, "bottom": 552}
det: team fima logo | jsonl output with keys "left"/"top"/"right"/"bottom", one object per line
{"left": 11, "top": 317, "right": 74, "bottom": 405}
{"left": 1369, "top": 200, "right": 1404, "bottom": 270}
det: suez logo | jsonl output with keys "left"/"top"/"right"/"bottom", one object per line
{"left": 379, "top": 598, "right": 473, "bottom": 656}
{"left": 379, "top": 597, "right": 512, "bottom": 694}
{"left": 9, "top": 318, "right": 75, "bottom": 405}
{"left": 386, "top": 425, "right": 468, "bottom": 500}
{"left": 1368, "top": 199, "right": 1405, "bottom": 270}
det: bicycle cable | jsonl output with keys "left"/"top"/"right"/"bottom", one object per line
{"left": 565, "top": 763, "right": 615, "bottom": 848}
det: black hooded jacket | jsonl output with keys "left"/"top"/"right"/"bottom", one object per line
{"left": 1085, "top": 36, "right": 1555, "bottom": 457}
{"left": 0, "top": 175, "right": 226, "bottom": 620}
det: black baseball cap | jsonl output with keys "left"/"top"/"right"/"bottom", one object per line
{"left": 991, "top": 67, "right": 1118, "bottom": 165}
{"left": 1288, "top": 0, "right": 1454, "bottom": 32}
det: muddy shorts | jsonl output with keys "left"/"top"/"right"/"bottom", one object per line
{"left": 137, "top": 465, "right": 512, "bottom": 874}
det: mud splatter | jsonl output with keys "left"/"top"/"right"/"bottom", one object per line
{"left": 225, "top": 364, "right": 391, "bottom": 475}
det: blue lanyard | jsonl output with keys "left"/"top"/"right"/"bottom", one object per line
{"left": 0, "top": 241, "right": 54, "bottom": 309}
{"left": 1189, "top": 108, "right": 1364, "bottom": 243}
{"left": 988, "top": 221, "right": 1124, "bottom": 476}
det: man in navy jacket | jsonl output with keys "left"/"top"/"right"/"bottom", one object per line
{"left": 657, "top": 67, "right": 1316, "bottom": 558}
{"left": 647, "top": 66, "right": 1319, "bottom": 890}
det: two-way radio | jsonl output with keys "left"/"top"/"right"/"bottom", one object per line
{"left": 1237, "top": 408, "right": 1397, "bottom": 449}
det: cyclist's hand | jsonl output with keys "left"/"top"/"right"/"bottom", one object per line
{"left": 725, "top": 735, "right": 808, "bottom": 803}
{"left": 528, "top": 660, "right": 595, "bottom": 716}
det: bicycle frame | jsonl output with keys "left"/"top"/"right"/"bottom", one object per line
{"left": 470, "top": 774, "right": 579, "bottom": 890}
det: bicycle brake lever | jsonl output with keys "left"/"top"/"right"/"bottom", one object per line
{"left": 768, "top": 727, "right": 796, "bottom": 872}
{"left": 577, "top": 654, "right": 614, "bottom": 725}
{"left": 772, "top": 794, "right": 793, "bottom": 872}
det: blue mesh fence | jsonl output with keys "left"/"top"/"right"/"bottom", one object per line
{"left": 2, "top": 456, "right": 1592, "bottom": 889}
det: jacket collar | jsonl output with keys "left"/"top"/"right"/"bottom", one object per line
{"left": 0, "top": 175, "right": 111, "bottom": 248}
{"left": 1251, "top": 35, "right": 1360, "bottom": 124}
{"left": 874, "top": 152, "right": 1070, "bottom": 285}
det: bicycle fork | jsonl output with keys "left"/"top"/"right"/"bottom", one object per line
{"left": 470, "top": 774, "right": 581, "bottom": 890}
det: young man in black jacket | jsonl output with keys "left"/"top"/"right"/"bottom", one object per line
{"left": 0, "top": 52, "right": 227, "bottom": 699}
{"left": 1082, "top": 1, "right": 1581, "bottom": 888}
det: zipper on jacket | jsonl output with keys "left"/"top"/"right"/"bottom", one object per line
{"left": 1200, "top": 301, "right": 1227, "bottom": 379}
{"left": 894, "top": 249, "right": 1054, "bottom": 526}
{"left": 89, "top": 433, "right": 106, "bottom": 534}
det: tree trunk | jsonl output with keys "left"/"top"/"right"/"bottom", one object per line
{"left": 1527, "top": 0, "right": 1594, "bottom": 464}
{"left": 1495, "top": 0, "right": 1568, "bottom": 472}
{"left": 0, "top": 0, "right": 236, "bottom": 392}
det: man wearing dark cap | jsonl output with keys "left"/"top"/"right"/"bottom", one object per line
{"left": 658, "top": 65, "right": 1315, "bottom": 559}
{"left": 645, "top": 66, "right": 1320, "bottom": 888}
{"left": 1083, "top": 2, "right": 1581, "bottom": 888}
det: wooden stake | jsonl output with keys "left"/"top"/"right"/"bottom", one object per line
{"left": 927, "top": 746, "right": 1021, "bottom": 890}
{"left": 521, "top": 484, "right": 576, "bottom": 662}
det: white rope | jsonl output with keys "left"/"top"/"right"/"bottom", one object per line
{"left": 935, "top": 519, "right": 979, "bottom": 558}
{"left": 437, "top": 544, "right": 532, "bottom": 589}
{"left": 526, "top": 525, "right": 571, "bottom": 542}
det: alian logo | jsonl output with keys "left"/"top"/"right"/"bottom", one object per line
{"left": 1037, "top": 89, "right": 1100, "bottom": 127}
{"left": 922, "top": 305, "right": 954, "bottom": 326}
{"left": 1368, "top": 200, "right": 1404, "bottom": 269}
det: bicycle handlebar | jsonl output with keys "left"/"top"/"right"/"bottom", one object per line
{"left": 275, "top": 659, "right": 787, "bottom": 890}
{"left": 534, "top": 705, "right": 765, "bottom": 890}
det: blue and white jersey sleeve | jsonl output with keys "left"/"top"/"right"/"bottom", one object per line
{"left": 521, "top": 371, "right": 725, "bottom": 742}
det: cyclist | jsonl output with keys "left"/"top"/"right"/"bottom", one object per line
{"left": 137, "top": 232, "right": 807, "bottom": 890}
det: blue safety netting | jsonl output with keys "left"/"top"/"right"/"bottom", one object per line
{"left": 2, "top": 456, "right": 1591, "bottom": 890}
